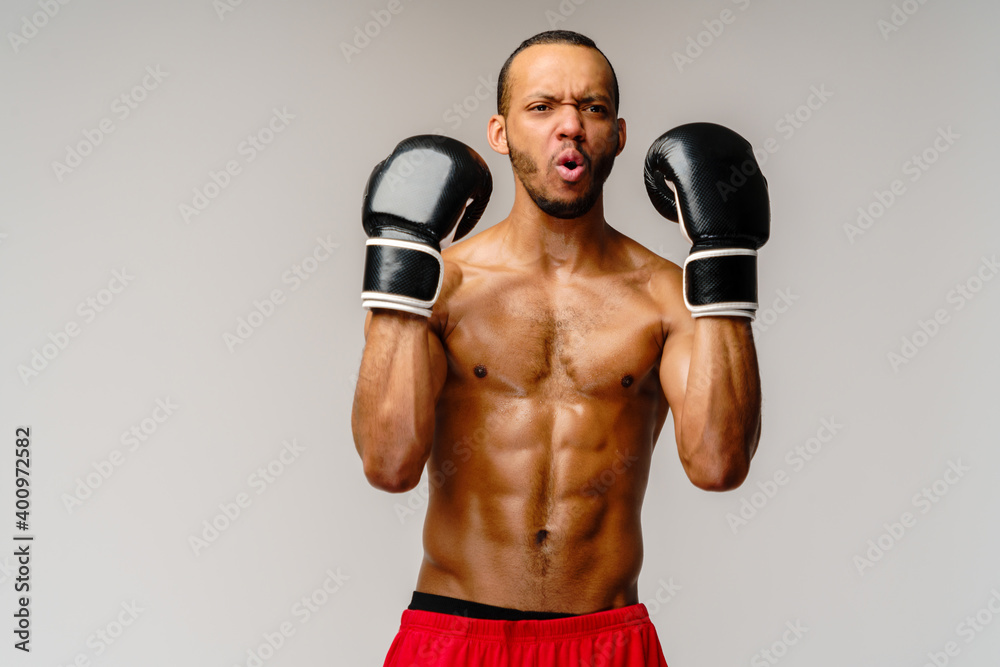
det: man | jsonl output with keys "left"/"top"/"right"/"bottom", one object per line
{"left": 352, "top": 30, "right": 767, "bottom": 667}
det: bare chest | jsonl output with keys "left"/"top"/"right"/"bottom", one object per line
{"left": 442, "top": 271, "right": 665, "bottom": 397}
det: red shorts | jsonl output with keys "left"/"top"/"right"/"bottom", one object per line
{"left": 382, "top": 603, "right": 669, "bottom": 667}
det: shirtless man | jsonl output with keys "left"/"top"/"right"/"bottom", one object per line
{"left": 352, "top": 30, "right": 768, "bottom": 667}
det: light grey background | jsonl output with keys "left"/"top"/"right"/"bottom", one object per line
{"left": 2, "top": 0, "right": 998, "bottom": 665}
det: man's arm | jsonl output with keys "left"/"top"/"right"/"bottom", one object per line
{"left": 644, "top": 122, "right": 769, "bottom": 491}
{"left": 350, "top": 134, "right": 491, "bottom": 493}
{"left": 351, "top": 308, "right": 448, "bottom": 493}
{"left": 659, "top": 294, "right": 761, "bottom": 491}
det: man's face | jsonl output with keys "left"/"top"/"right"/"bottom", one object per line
{"left": 499, "top": 44, "right": 625, "bottom": 219}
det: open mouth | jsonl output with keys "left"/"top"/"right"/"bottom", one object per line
{"left": 555, "top": 150, "right": 586, "bottom": 183}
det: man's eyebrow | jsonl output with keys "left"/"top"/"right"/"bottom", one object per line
{"left": 524, "top": 91, "right": 558, "bottom": 102}
{"left": 523, "top": 91, "right": 612, "bottom": 105}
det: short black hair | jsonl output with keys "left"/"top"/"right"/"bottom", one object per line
{"left": 496, "top": 31, "right": 620, "bottom": 117}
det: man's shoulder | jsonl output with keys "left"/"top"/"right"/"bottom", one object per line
{"left": 431, "top": 225, "right": 500, "bottom": 334}
{"left": 442, "top": 220, "right": 498, "bottom": 265}
{"left": 608, "top": 229, "right": 689, "bottom": 334}
{"left": 610, "top": 228, "right": 682, "bottom": 290}
{"left": 439, "top": 222, "right": 511, "bottom": 290}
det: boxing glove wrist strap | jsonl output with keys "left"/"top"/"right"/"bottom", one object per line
{"left": 361, "top": 238, "right": 444, "bottom": 318}
{"left": 683, "top": 248, "right": 758, "bottom": 320}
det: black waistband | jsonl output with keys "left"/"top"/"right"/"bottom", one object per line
{"left": 408, "top": 591, "right": 578, "bottom": 621}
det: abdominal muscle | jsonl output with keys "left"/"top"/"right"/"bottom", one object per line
{"left": 415, "top": 386, "right": 661, "bottom": 615}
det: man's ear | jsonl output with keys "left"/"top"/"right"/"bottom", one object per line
{"left": 487, "top": 114, "right": 509, "bottom": 155}
{"left": 615, "top": 117, "right": 627, "bottom": 157}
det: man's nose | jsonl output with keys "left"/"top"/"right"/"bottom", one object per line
{"left": 555, "top": 105, "right": 584, "bottom": 141}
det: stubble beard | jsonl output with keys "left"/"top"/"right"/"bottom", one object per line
{"left": 508, "top": 133, "right": 618, "bottom": 220}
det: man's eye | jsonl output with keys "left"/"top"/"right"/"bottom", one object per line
{"left": 587, "top": 105, "right": 607, "bottom": 114}
{"left": 530, "top": 104, "right": 549, "bottom": 111}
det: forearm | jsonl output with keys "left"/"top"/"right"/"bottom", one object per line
{"left": 351, "top": 310, "right": 438, "bottom": 492}
{"left": 678, "top": 317, "right": 761, "bottom": 490}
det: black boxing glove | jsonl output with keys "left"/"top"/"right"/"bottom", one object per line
{"left": 362, "top": 135, "right": 492, "bottom": 317}
{"left": 644, "top": 123, "right": 770, "bottom": 319}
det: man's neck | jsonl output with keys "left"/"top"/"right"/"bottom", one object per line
{"left": 498, "top": 191, "right": 613, "bottom": 277}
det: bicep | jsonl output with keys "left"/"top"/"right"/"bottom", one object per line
{"left": 656, "top": 267, "right": 694, "bottom": 434}
{"left": 427, "top": 326, "right": 448, "bottom": 404}
{"left": 659, "top": 321, "right": 692, "bottom": 431}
